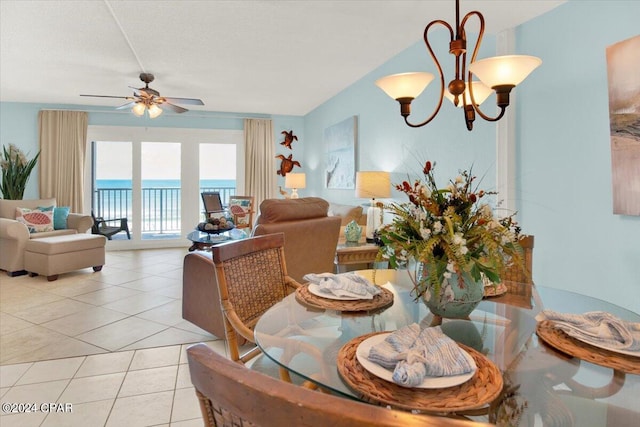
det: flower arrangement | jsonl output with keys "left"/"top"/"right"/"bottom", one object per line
{"left": 1, "top": 144, "right": 40, "bottom": 200}
{"left": 377, "top": 160, "right": 525, "bottom": 302}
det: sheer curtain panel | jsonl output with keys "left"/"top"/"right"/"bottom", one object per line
{"left": 38, "top": 110, "right": 88, "bottom": 212}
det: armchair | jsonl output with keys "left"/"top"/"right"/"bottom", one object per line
{"left": 90, "top": 211, "right": 130, "bottom": 240}
{"left": 252, "top": 197, "right": 341, "bottom": 283}
{"left": 0, "top": 198, "right": 92, "bottom": 275}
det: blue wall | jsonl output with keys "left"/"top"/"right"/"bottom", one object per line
{"left": 0, "top": 102, "right": 304, "bottom": 199}
{"left": 516, "top": 0, "right": 640, "bottom": 312}
{"left": 303, "top": 29, "right": 499, "bottom": 205}
{"left": 301, "top": 0, "right": 640, "bottom": 312}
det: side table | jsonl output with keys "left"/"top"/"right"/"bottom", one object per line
{"left": 335, "top": 235, "right": 379, "bottom": 273}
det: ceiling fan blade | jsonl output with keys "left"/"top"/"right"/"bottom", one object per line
{"left": 160, "top": 102, "right": 188, "bottom": 114}
{"left": 80, "top": 94, "right": 132, "bottom": 99}
{"left": 163, "top": 97, "right": 204, "bottom": 106}
{"left": 115, "top": 101, "right": 137, "bottom": 110}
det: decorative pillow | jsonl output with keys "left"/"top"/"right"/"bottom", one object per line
{"left": 53, "top": 206, "right": 70, "bottom": 230}
{"left": 15, "top": 207, "right": 54, "bottom": 233}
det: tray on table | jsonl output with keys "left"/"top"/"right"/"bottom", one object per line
{"left": 295, "top": 285, "right": 394, "bottom": 312}
{"left": 337, "top": 332, "right": 503, "bottom": 414}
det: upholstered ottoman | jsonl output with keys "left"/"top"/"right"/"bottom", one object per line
{"left": 24, "top": 234, "right": 106, "bottom": 281}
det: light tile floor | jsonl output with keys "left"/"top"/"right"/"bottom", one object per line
{"left": 0, "top": 248, "right": 227, "bottom": 427}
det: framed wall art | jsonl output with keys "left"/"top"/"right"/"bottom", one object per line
{"left": 606, "top": 35, "right": 640, "bottom": 216}
{"left": 324, "top": 116, "right": 357, "bottom": 189}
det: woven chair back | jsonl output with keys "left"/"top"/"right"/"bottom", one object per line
{"left": 187, "top": 343, "right": 487, "bottom": 427}
{"left": 221, "top": 247, "right": 288, "bottom": 326}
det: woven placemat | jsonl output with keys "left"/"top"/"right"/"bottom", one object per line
{"left": 536, "top": 320, "right": 640, "bottom": 374}
{"left": 483, "top": 283, "right": 508, "bottom": 297}
{"left": 295, "top": 286, "right": 394, "bottom": 312}
{"left": 337, "top": 332, "right": 503, "bottom": 414}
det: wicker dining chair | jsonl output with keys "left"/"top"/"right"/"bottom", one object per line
{"left": 210, "top": 232, "right": 301, "bottom": 363}
{"left": 187, "top": 343, "right": 488, "bottom": 427}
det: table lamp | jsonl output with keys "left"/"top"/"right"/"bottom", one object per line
{"left": 355, "top": 171, "right": 391, "bottom": 242}
{"left": 285, "top": 173, "right": 306, "bottom": 199}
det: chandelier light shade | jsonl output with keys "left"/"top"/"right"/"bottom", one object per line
{"left": 375, "top": 72, "right": 435, "bottom": 100}
{"left": 356, "top": 171, "right": 391, "bottom": 242}
{"left": 375, "top": 0, "right": 542, "bottom": 131}
{"left": 284, "top": 172, "right": 306, "bottom": 199}
{"left": 468, "top": 55, "right": 542, "bottom": 89}
{"left": 443, "top": 81, "right": 492, "bottom": 107}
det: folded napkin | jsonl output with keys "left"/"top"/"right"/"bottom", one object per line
{"left": 367, "top": 324, "right": 474, "bottom": 387}
{"left": 303, "top": 272, "right": 381, "bottom": 299}
{"left": 537, "top": 310, "right": 640, "bottom": 353}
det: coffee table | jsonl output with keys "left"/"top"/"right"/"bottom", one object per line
{"left": 187, "top": 229, "right": 234, "bottom": 251}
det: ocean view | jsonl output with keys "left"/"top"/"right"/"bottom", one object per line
{"left": 96, "top": 179, "right": 236, "bottom": 189}
{"left": 93, "top": 179, "right": 237, "bottom": 236}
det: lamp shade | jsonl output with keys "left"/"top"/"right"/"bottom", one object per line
{"left": 469, "top": 55, "right": 542, "bottom": 88}
{"left": 355, "top": 171, "right": 391, "bottom": 199}
{"left": 147, "top": 104, "right": 163, "bottom": 119}
{"left": 444, "top": 81, "right": 493, "bottom": 107}
{"left": 285, "top": 173, "right": 306, "bottom": 189}
{"left": 132, "top": 102, "right": 146, "bottom": 117}
{"left": 375, "top": 72, "right": 434, "bottom": 100}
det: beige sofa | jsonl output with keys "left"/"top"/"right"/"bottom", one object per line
{"left": 0, "top": 198, "right": 93, "bottom": 276}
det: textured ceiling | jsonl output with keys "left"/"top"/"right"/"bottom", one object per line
{"left": 0, "top": 0, "right": 564, "bottom": 116}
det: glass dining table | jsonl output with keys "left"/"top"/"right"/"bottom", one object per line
{"left": 253, "top": 269, "right": 639, "bottom": 426}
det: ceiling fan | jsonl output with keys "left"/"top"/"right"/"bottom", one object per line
{"left": 80, "top": 73, "right": 204, "bottom": 118}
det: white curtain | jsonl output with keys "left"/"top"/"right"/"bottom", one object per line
{"left": 38, "top": 110, "right": 88, "bottom": 212}
{"left": 244, "top": 119, "right": 276, "bottom": 213}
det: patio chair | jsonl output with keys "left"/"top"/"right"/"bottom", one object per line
{"left": 90, "top": 211, "right": 130, "bottom": 240}
{"left": 201, "top": 191, "right": 224, "bottom": 218}
{"left": 187, "top": 343, "right": 480, "bottom": 427}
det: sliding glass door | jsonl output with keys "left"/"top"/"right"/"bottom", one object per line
{"left": 86, "top": 126, "right": 244, "bottom": 249}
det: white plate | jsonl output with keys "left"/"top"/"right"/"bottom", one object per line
{"left": 355, "top": 333, "right": 477, "bottom": 389}
{"left": 307, "top": 283, "right": 362, "bottom": 301}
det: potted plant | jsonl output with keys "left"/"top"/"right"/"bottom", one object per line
{"left": 1, "top": 144, "right": 40, "bottom": 200}
{"left": 377, "top": 160, "right": 525, "bottom": 319}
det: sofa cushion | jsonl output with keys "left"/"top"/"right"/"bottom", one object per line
{"left": 257, "top": 197, "right": 329, "bottom": 223}
{"left": 15, "top": 207, "right": 54, "bottom": 233}
{"left": 53, "top": 206, "right": 70, "bottom": 230}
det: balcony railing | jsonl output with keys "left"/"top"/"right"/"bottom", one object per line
{"left": 93, "top": 186, "right": 235, "bottom": 236}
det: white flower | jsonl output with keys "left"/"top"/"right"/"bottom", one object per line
{"left": 420, "top": 227, "right": 431, "bottom": 239}
{"left": 460, "top": 246, "right": 469, "bottom": 255}
{"left": 443, "top": 271, "right": 452, "bottom": 279}
{"left": 452, "top": 233, "right": 466, "bottom": 245}
{"left": 433, "top": 221, "right": 443, "bottom": 233}
{"left": 455, "top": 175, "right": 463, "bottom": 184}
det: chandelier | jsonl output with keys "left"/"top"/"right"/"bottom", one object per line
{"left": 375, "top": 0, "right": 542, "bottom": 131}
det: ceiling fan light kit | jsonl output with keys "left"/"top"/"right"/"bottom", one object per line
{"left": 375, "top": 0, "right": 542, "bottom": 131}
{"left": 80, "top": 72, "right": 204, "bottom": 119}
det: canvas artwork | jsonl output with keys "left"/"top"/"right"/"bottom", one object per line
{"left": 324, "top": 116, "right": 358, "bottom": 189}
{"left": 606, "top": 35, "right": 640, "bottom": 216}
{"left": 228, "top": 196, "right": 254, "bottom": 228}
